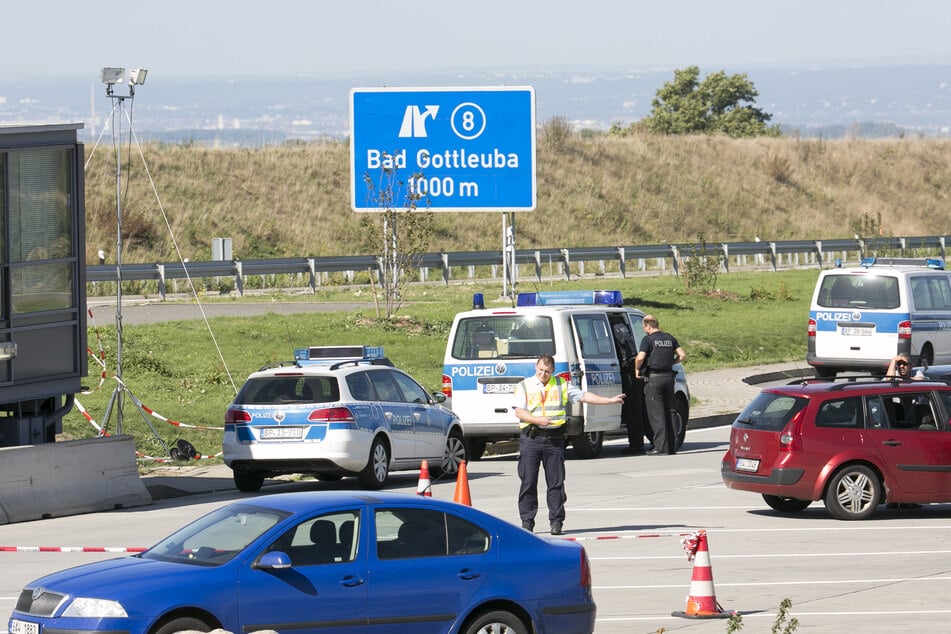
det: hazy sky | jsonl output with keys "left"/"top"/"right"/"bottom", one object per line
{"left": 5, "top": 0, "right": 950, "bottom": 79}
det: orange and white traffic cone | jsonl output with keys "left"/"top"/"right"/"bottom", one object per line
{"left": 453, "top": 460, "right": 472, "bottom": 506}
{"left": 672, "top": 529, "right": 736, "bottom": 619}
{"left": 416, "top": 460, "right": 432, "bottom": 497}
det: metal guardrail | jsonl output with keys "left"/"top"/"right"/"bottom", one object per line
{"left": 86, "top": 235, "right": 949, "bottom": 300}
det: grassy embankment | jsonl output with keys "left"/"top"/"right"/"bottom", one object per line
{"left": 83, "top": 131, "right": 951, "bottom": 265}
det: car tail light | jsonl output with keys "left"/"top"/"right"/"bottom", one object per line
{"left": 779, "top": 409, "right": 806, "bottom": 452}
{"left": 807, "top": 318, "right": 817, "bottom": 337}
{"left": 442, "top": 374, "right": 452, "bottom": 398}
{"left": 308, "top": 407, "right": 356, "bottom": 423}
{"left": 898, "top": 320, "right": 912, "bottom": 339}
{"left": 225, "top": 408, "right": 251, "bottom": 425}
{"left": 580, "top": 548, "right": 592, "bottom": 588}
{"left": 556, "top": 371, "right": 571, "bottom": 383}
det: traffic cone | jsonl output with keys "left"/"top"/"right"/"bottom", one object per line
{"left": 453, "top": 460, "right": 472, "bottom": 506}
{"left": 672, "top": 530, "right": 736, "bottom": 619}
{"left": 416, "top": 460, "right": 432, "bottom": 497}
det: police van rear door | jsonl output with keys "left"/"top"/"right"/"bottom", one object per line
{"left": 569, "top": 312, "right": 622, "bottom": 431}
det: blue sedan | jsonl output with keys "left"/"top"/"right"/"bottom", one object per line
{"left": 9, "top": 491, "right": 595, "bottom": 634}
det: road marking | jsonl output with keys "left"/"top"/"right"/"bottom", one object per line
{"left": 596, "top": 575, "right": 951, "bottom": 589}
{"left": 598, "top": 609, "right": 951, "bottom": 622}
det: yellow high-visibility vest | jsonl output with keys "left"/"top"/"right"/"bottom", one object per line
{"left": 519, "top": 377, "right": 567, "bottom": 429}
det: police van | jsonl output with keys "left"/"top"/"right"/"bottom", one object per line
{"left": 808, "top": 257, "right": 951, "bottom": 376}
{"left": 442, "top": 290, "right": 690, "bottom": 459}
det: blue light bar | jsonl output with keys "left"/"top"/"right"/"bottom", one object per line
{"left": 294, "top": 345, "right": 385, "bottom": 362}
{"left": 861, "top": 257, "right": 945, "bottom": 270}
{"left": 516, "top": 290, "right": 623, "bottom": 307}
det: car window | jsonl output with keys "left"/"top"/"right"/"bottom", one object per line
{"left": 938, "top": 392, "right": 951, "bottom": 427}
{"left": 734, "top": 392, "right": 808, "bottom": 431}
{"left": 145, "top": 504, "right": 289, "bottom": 567}
{"left": 269, "top": 511, "right": 360, "bottom": 566}
{"left": 818, "top": 274, "right": 901, "bottom": 309}
{"left": 391, "top": 371, "right": 430, "bottom": 404}
{"left": 875, "top": 393, "right": 939, "bottom": 430}
{"left": 368, "top": 370, "right": 403, "bottom": 403}
{"left": 236, "top": 376, "right": 338, "bottom": 405}
{"left": 451, "top": 316, "right": 554, "bottom": 359}
{"left": 375, "top": 508, "right": 489, "bottom": 560}
{"left": 815, "top": 397, "right": 862, "bottom": 428}
{"left": 572, "top": 314, "right": 615, "bottom": 356}
{"left": 911, "top": 276, "right": 951, "bottom": 310}
{"left": 347, "top": 372, "right": 374, "bottom": 401}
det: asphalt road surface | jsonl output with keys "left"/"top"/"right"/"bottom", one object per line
{"left": 3, "top": 427, "right": 951, "bottom": 633}
{"left": 87, "top": 296, "right": 376, "bottom": 326}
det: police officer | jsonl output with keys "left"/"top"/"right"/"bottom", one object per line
{"left": 513, "top": 354, "right": 625, "bottom": 535}
{"left": 634, "top": 315, "right": 686, "bottom": 455}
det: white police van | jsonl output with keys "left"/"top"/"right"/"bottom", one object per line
{"left": 223, "top": 345, "right": 466, "bottom": 492}
{"left": 808, "top": 257, "right": 951, "bottom": 376}
{"left": 442, "top": 290, "right": 690, "bottom": 459}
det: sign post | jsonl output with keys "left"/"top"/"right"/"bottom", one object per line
{"left": 351, "top": 86, "right": 535, "bottom": 298}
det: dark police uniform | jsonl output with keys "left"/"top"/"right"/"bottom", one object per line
{"left": 639, "top": 330, "right": 680, "bottom": 454}
{"left": 513, "top": 375, "right": 583, "bottom": 533}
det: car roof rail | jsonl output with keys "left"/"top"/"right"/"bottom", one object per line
{"left": 258, "top": 360, "right": 299, "bottom": 371}
{"left": 790, "top": 374, "right": 914, "bottom": 389}
{"left": 328, "top": 357, "right": 394, "bottom": 371}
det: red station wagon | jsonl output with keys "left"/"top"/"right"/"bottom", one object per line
{"left": 721, "top": 377, "right": 951, "bottom": 520}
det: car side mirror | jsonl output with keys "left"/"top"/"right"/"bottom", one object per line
{"left": 257, "top": 550, "right": 292, "bottom": 569}
{"left": 432, "top": 392, "right": 447, "bottom": 404}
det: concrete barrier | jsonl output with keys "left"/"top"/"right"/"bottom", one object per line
{"left": 0, "top": 435, "right": 152, "bottom": 524}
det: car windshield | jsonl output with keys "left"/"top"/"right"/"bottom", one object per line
{"left": 235, "top": 376, "right": 339, "bottom": 405}
{"left": 143, "top": 504, "right": 289, "bottom": 566}
{"left": 734, "top": 392, "right": 808, "bottom": 431}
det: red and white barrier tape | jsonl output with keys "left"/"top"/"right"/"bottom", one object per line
{"left": 73, "top": 397, "right": 109, "bottom": 437}
{"left": 680, "top": 528, "right": 704, "bottom": 561}
{"left": 82, "top": 308, "right": 107, "bottom": 394}
{"left": 0, "top": 545, "right": 146, "bottom": 553}
{"left": 116, "top": 377, "right": 224, "bottom": 431}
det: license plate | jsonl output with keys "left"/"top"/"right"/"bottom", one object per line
{"left": 735, "top": 458, "right": 760, "bottom": 472}
{"left": 260, "top": 426, "right": 304, "bottom": 440}
{"left": 841, "top": 326, "right": 873, "bottom": 336}
{"left": 11, "top": 620, "right": 39, "bottom": 634}
{"left": 483, "top": 383, "right": 516, "bottom": 394}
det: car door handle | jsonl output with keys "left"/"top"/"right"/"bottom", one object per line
{"left": 457, "top": 568, "right": 481, "bottom": 580}
{"left": 882, "top": 440, "right": 903, "bottom": 446}
{"left": 340, "top": 575, "right": 365, "bottom": 587}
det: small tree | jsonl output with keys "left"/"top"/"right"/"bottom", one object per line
{"left": 681, "top": 233, "right": 721, "bottom": 294}
{"left": 361, "top": 155, "right": 433, "bottom": 318}
{"left": 644, "top": 66, "right": 778, "bottom": 138}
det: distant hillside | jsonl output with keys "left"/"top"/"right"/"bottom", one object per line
{"left": 81, "top": 131, "right": 951, "bottom": 264}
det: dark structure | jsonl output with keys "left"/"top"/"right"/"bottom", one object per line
{"left": 0, "top": 123, "right": 87, "bottom": 446}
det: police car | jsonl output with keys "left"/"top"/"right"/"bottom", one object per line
{"left": 443, "top": 290, "right": 690, "bottom": 459}
{"left": 223, "top": 345, "right": 467, "bottom": 492}
{"left": 808, "top": 257, "right": 951, "bottom": 376}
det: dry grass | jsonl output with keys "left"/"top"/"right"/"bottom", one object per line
{"left": 82, "top": 132, "right": 951, "bottom": 264}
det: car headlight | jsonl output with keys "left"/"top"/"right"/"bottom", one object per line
{"left": 62, "top": 598, "right": 128, "bottom": 618}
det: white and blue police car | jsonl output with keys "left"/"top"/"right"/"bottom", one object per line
{"left": 224, "top": 345, "right": 467, "bottom": 491}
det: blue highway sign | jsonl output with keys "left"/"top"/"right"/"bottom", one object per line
{"left": 350, "top": 86, "right": 536, "bottom": 212}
